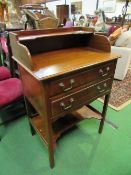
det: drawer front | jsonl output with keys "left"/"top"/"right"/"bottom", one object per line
{"left": 51, "top": 78, "right": 112, "bottom": 117}
{"left": 49, "top": 61, "right": 116, "bottom": 97}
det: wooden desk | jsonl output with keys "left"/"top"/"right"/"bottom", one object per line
{"left": 9, "top": 27, "right": 119, "bottom": 168}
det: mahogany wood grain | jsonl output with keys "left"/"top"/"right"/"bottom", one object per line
{"left": 20, "top": 33, "right": 93, "bottom": 55}
{"left": 51, "top": 78, "right": 112, "bottom": 117}
{"left": 9, "top": 27, "right": 119, "bottom": 168}
{"left": 48, "top": 61, "right": 116, "bottom": 97}
{"left": 32, "top": 48, "right": 118, "bottom": 80}
{"left": 9, "top": 33, "right": 33, "bottom": 70}
{"left": 19, "top": 66, "right": 46, "bottom": 121}
{"left": 56, "top": 5, "right": 69, "bottom": 24}
{"left": 88, "top": 34, "right": 111, "bottom": 52}
{"left": 19, "top": 65, "right": 55, "bottom": 168}
{"left": 13, "top": 27, "right": 94, "bottom": 39}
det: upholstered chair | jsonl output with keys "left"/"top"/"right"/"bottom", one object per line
{"left": 0, "top": 66, "right": 24, "bottom": 140}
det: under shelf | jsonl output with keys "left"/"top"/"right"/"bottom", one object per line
{"left": 30, "top": 105, "right": 102, "bottom": 147}
{"left": 73, "top": 105, "right": 102, "bottom": 120}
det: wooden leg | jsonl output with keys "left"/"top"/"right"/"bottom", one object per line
{"left": 45, "top": 116, "right": 55, "bottom": 168}
{"left": 0, "top": 56, "right": 2, "bottom": 66}
{"left": 0, "top": 45, "right": 2, "bottom": 66}
{"left": 29, "top": 122, "right": 36, "bottom": 136}
{"left": 99, "top": 93, "right": 110, "bottom": 134}
{"left": 47, "top": 124, "right": 55, "bottom": 168}
{"left": 24, "top": 97, "right": 36, "bottom": 136}
{"left": 48, "top": 140, "right": 55, "bottom": 168}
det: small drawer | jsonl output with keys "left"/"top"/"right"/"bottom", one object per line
{"left": 49, "top": 61, "right": 116, "bottom": 97}
{"left": 51, "top": 78, "right": 113, "bottom": 117}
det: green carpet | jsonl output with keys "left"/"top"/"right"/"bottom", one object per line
{"left": 92, "top": 100, "right": 131, "bottom": 138}
{"left": 0, "top": 101, "right": 131, "bottom": 175}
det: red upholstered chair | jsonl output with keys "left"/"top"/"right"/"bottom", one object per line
{"left": 0, "top": 66, "right": 24, "bottom": 140}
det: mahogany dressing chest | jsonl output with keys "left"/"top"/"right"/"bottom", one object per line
{"left": 9, "top": 27, "right": 119, "bottom": 168}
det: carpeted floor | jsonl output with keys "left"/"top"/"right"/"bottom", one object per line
{"left": 0, "top": 101, "right": 131, "bottom": 175}
{"left": 99, "top": 69, "right": 131, "bottom": 110}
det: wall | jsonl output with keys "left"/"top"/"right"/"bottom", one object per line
{"left": 98, "top": 0, "right": 126, "bottom": 18}
{"left": 46, "top": 0, "right": 98, "bottom": 19}
{"left": 82, "top": 0, "right": 97, "bottom": 15}
{"left": 46, "top": 0, "right": 131, "bottom": 19}
{"left": 11, "top": 0, "right": 129, "bottom": 20}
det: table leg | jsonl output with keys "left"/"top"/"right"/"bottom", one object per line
{"left": 45, "top": 118, "right": 55, "bottom": 168}
{"left": 24, "top": 98, "right": 36, "bottom": 136}
{"left": 48, "top": 140, "right": 55, "bottom": 168}
{"left": 99, "top": 93, "right": 110, "bottom": 134}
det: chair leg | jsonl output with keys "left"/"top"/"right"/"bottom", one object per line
{"left": 0, "top": 48, "right": 3, "bottom": 66}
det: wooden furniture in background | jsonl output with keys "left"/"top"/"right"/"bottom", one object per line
{"left": 21, "top": 0, "right": 44, "bottom": 4}
{"left": 9, "top": 27, "right": 119, "bottom": 168}
{"left": 56, "top": 5, "right": 69, "bottom": 25}
{"left": 21, "top": 0, "right": 59, "bottom": 5}
{"left": 22, "top": 7, "right": 59, "bottom": 29}
{"left": 0, "top": 0, "right": 9, "bottom": 23}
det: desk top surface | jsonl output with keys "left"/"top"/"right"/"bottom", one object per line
{"left": 10, "top": 27, "right": 119, "bottom": 80}
{"left": 32, "top": 47, "right": 119, "bottom": 80}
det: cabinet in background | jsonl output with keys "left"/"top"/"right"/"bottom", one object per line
{"left": 56, "top": 5, "right": 69, "bottom": 25}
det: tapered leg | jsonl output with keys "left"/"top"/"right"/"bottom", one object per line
{"left": 0, "top": 49, "right": 2, "bottom": 66}
{"left": 46, "top": 120, "right": 55, "bottom": 168}
{"left": 48, "top": 141, "right": 55, "bottom": 168}
{"left": 24, "top": 97, "right": 36, "bottom": 136}
{"left": 29, "top": 122, "right": 36, "bottom": 136}
{"left": 99, "top": 93, "right": 110, "bottom": 134}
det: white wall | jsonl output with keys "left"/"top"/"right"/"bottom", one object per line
{"left": 98, "top": 0, "right": 130, "bottom": 18}
{"left": 82, "top": 0, "right": 97, "bottom": 15}
{"left": 46, "top": 0, "right": 97, "bottom": 19}
{"left": 46, "top": 0, "right": 130, "bottom": 19}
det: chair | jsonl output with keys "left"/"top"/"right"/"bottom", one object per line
{"left": 0, "top": 66, "right": 24, "bottom": 140}
{"left": 111, "top": 46, "right": 131, "bottom": 80}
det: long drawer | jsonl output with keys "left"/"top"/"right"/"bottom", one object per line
{"left": 48, "top": 61, "right": 116, "bottom": 97}
{"left": 51, "top": 78, "right": 113, "bottom": 117}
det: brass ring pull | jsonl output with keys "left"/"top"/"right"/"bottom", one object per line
{"left": 60, "top": 98, "right": 74, "bottom": 110}
{"left": 59, "top": 79, "right": 75, "bottom": 92}
{"left": 99, "top": 66, "right": 110, "bottom": 77}
{"left": 97, "top": 83, "right": 107, "bottom": 93}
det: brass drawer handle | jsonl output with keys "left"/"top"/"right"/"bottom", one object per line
{"left": 60, "top": 98, "right": 74, "bottom": 110}
{"left": 99, "top": 66, "right": 110, "bottom": 77}
{"left": 59, "top": 79, "right": 75, "bottom": 92}
{"left": 97, "top": 83, "right": 107, "bottom": 93}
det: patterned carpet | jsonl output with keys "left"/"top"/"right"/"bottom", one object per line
{"left": 99, "top": 69, "right": 131, "bottom": 111}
